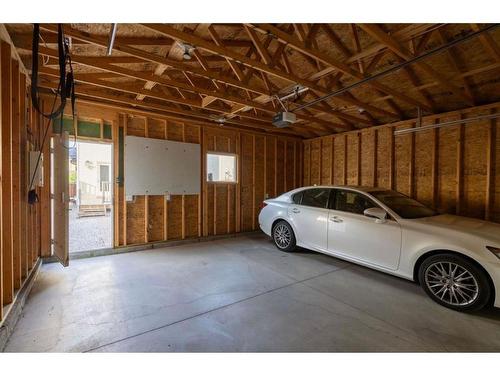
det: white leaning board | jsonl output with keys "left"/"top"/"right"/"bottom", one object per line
{"left": 124, "top": 135, "right": 201, "bottom": 196}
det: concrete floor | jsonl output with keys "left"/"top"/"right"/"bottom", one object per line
{"left": 4, "top": 233, "right": 500, "bottom": 352}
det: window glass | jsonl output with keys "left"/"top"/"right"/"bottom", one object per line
{"left": 206, "top": 153, "right": 237, "bottom": 182}
{"left": 300, "top": 188, "right": 330, "bottom": 209}
{"left": 292, "top": 191, "right": 303, "bottom": 204}
{"left": 369, "top": 190, "right": 437, "bottom": 219}
{"left": 334, "top": 190, "right": 377, "bottom": 215}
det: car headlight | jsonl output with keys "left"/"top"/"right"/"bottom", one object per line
{"left": 486, "top": 246, "right": 500, "bottom": 260}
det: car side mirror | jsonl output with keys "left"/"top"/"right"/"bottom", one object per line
{"left": 364, "top": 207, "right": 387, "bottom": 223}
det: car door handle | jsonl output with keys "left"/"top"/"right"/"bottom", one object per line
{"left": 292, "top": 208, "right": 300, "bottom": 213}
{"left": 330, "top": 216, "right": 343, "bottom": 223}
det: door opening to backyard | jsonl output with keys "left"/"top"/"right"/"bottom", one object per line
{"left": 68, "top": 140, "right": 113, "bottom": 253}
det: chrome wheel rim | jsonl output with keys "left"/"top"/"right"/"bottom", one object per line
{"left": 274, "top": 223, "right": 291, "bottom": 249}
{"left": 424, "top": 261, "right": 479, "bottom": 306}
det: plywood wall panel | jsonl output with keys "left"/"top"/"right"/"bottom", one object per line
{"left": 376, "top": 128, "right": 391, "bottom": 189}
{"left": 286, "top": 141, "right": 295, "bottom": 190}
{"left": 186, "top": 124, "right": 201, "bottom": 144}
{"left": 254, "top": 135, "right": 265, "bottom": 227}
{"left": 492, "top": 116, "right": 500, "bottom": 223}
{"left": 361, "top": 130, "right": 375, "bottom": 187}
{"left": 240, "top": 133, "right": 254, "bottom": 232}
{"left": 215, "top": 135, "right": 230, "bottom": 153}
{"left": 127, "top": 116, "right": 146, "bottom": 136}
{"left": 309, "top": 139, "right": 320, "bottom": 186}
{"left": 167, "top": 195, "right": 183, "bottom": 240}
{"left": 126, "top": 196, "right": 146, "bottom": 245}
{"left": 206, "top": 183, "right": 215, "bottom": 236}
{"left": 394, "top": 124, "right": 413, "bottom": 196}
{"left": 321, "top": 138, "right": 332, "bottom": 185}
{"left": 166, "top": 120, "right": 184, "bottom": 142}
{"left": 276, "top": 139, "right": 285, "bottom": 194}
{"left": 437, "top": 116, "right": 460, "bottom": 214}
{"left": 346, "top": 134, "right": 359, "bottom": 185}
{"left": 414, "top": 126, "right": 434, "bottom": 207}
{"left": 265, "top": 137, "right": 276, "bottom": 197}
{"left": 147, "top": 195, "right": 164, "bottom": 242}
{"left": 118, "top": 186, "right": 125, "bottom": 246}
{"left": 304, "top": 102, "right": 500, "bottom": 224}
{"left": 296, "top": 142, "right": 302, "bottom": 189}
{"left": 333, "top": 136, "right": 345, "bottom": 185}
{"left": 462, "top": 112, "right": 489, "bottom": 219}
{"left": 227, "top": 184, "right": 237, "bottom": 233}
{"left": 303, "top": 141, "right": 310, "bottom": 186}
{"left": 147, "top": 118, "right": 165, "bottom": 139}
{"left": 215, "top": 185, "right": 228, "bottom": 235}
{"left": 184, "top": 195, "right": 199, "bottom": 238}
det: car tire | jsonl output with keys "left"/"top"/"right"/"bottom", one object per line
{"left": 272, "top": 220, "right": 296, "bottom": 252}
{"left": 418, "top": 253, "right": 491, "bottom": 312}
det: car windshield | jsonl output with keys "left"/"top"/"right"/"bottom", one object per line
{"left": 369, "top": 190, "right": 438, "bottom": 219}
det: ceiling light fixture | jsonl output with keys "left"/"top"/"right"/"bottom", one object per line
{"left": 177, "top": 41, "right": 194, "bottom": 60}
{"left": 183, "top": 49, "right": 192, "bottom": 60}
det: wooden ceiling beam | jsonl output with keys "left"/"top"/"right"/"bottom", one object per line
{"left": 39, "top": 24, "right": 270, "bottom": 97}
{"left": 13, "top": 32, "right": 176, "bottom": 46}
{"left": 39, "top": 79, "right": 311, "bottom": 136}
{"left": 244, "top": 25, "right": 272, "bottom": 65}
{"left": 40, "top": 66, "right": 204, "bottom": 108}
{"left": 359, "top": 23, "right": 474, "bottom": 106}
{"left": 346, "top": 24, "right": 442, "bottom": 64}
{"left": 250, "top": 23, "right": 432, "bottom": 113}
{"left": 321, "top": 25, "right": 352, "bottom": 59}
{"left": 136, "top": 24, "right": 200, "bottom": 102}
{"left": 349, "top": 24, "right": 365, "bottom": 73}
{"left": 367, "top": 61, "right": 500, "bottom": 104}
{"left": 73, "top": 95, "right": 305, "bottom": 137}
{"left": 238, "top": 27, "right": 365, "bottom": 129}
{"left": 39, "top": 43, "right": 348, "bottom": 133}
{"left": 313, "top": 33, "right": 405, "bottom": 120}
{"left": 142, "top": 23, "right": 397, "bottom": 120}
{"left": 207, "top": 25, "right": 246, "bottom": 82}
{"left": 470, "top": 24, "right": 500, "bottom": 62}
{"left": 35, "top": 44, "right": 277, "bottom": 113}
{"left": 293, "top": 24, "right": 308, "bottom": 42}
{"left": 436, "top": 29, "right": 476, "bottom": 105}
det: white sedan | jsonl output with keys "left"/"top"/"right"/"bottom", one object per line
{"left": 259, "top": 185, "right": 500, "bottom": 312}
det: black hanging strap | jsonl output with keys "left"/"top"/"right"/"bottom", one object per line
{"left": 28, "top": 24, "right": 76, "bottom": 204}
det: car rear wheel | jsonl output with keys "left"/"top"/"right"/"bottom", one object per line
{"left": 418, "top": 253, "right": 491, "bottom": 312}
{"left": 272, "top": 221, "right": 296, "bottom": 252}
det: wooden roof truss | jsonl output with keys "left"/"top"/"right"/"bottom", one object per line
{"left": 5, "top": 23, "right": 500, "bottom": 138}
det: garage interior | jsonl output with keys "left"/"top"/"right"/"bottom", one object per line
{"left": 0, "top": 22, "right": 500, "bottom": 352}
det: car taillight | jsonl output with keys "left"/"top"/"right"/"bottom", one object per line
{"left": 260, "top": 202, "right": 267, "bottom": 209}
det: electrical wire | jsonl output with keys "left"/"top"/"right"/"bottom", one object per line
{"left": 28, "top": 81, "right": 62, "bottom": 201}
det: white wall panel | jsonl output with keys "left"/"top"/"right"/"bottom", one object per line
{"left": 124, "top": 135, "right": 200, "bottom": 196}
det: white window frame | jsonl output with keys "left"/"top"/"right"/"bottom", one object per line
{"left": 206, "top": 151, "right": 238, "bottom": 184}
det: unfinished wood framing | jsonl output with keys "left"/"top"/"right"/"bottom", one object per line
{"left": 304, "top": 101, "right": 500, "bottom": 223}
{"left": 68, "top": 101, "right": 301, "bottom": 248}
{"left": 1, "top": 38, "right": 42, "bottom": 322}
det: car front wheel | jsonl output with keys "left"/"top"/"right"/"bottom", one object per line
{"left": 418, "top": 253, "right": 491, "bottom": 312}
{"left": 272, "top": 221, "right": 296, "bottom": 252}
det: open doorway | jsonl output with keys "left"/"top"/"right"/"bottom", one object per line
{"left": 68, "top": 140, "right": 113, "bottom": 253}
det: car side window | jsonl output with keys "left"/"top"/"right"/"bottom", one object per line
{"left": 291, "top": 191, "right": 303, "bottom": 204}
{"left": 333, "top": 190, "right": 377, "bottom": 215}
{"left": 300, "top": 188, "right": 330, "bottom": 209}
